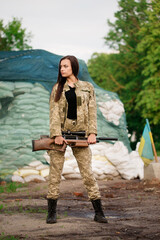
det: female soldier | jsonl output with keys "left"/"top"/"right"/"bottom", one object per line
{"left": 46, "top": 55, "right": 108, "bottom": 224}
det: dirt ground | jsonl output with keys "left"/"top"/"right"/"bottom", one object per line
{"left": 0, "top": 178, "right": 160, "bottom": 240}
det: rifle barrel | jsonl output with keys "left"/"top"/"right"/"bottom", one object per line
{"left": 96, "top": 137, "right": 118, "bottom": 141}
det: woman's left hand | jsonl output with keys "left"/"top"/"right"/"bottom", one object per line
{"left": 87, "top": 134, "right": 96, "bottom": 144}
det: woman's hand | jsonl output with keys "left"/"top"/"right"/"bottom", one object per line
{"left": 87, "top": 133, "right": 96, "bottom": 144}
{"left": 55, "top": 136, "right": 67, "bottom": 145}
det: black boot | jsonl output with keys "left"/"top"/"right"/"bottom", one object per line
{"left": 46, "top": 199, "right": 57, "bottom": 224}
{"left": 91, "top": 199, "right": 108, "bottom": 223}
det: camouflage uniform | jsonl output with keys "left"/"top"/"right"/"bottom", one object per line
{"left": 47, "top": 80, "right": 101, "bottom": 200}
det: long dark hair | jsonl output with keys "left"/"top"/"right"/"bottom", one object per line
{"left": 54, "top": 55, "right": 79, "bottom": 102}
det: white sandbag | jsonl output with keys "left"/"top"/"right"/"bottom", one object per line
{"left": 92, "top": 161, "right": 106, "bottom": 170}
{"left": 108, "top": 152, "right": 143, "bottom": 180}
{"left": 40, "top": 168, "right": 49, "bottom": 178}
{"left": 36, "top": 164, "right": 49, "bottom": 171}
{"left": 92, "top": 167, "right": 103, "bottom": 176}
{"left": 107, "top": 153, "right": 130, "bottom": 166}
{"left": 12, "top": 175, "right": 25, "bottom": 183}
{"left": 129, "top": 151, "right": 144, "bottom": 180}
{"left": 64, "top": 150, "right": 72, "bottom": 158}
{"left": 92, "top": 155, "right": 108, "bottom": 163}
{"left": 62, "top": 166, "right": 75, "bottom": 175}
{"left": 103, "top": 164, "right": 119, "bottom": 177}
{"left": 64, "top": 173, "right": 82, "bottom": 179}
{"left": 64, "top": 159, "right": 78, "bottom": 169}
{"left": 61, "top": 175, "right": 65, "bottom": 180}
{"left": 24, "top": 175, "right": 46, "bottom": 183}
{"left": 104, "top": 141, "right": 128, "bottom": 160}
{"left": 13, "top": 170, "right": 19, "bottom": 176}
{"left": 116, "top": 159, "right": 138, "bottom": 180}
{"left": 103, "top": 141, "right": 144, "bottom": 180}
{"left": 91, "top": 149, "right": 101, "bottom": 156}
{"left": 74, "top": 167, "right": 80, "bottom": 174}
{"left": 95, "top": 174, "right": 107, "bottom": 180}
{"left": 106, "top": 113, "right": 120, "bottom": 125}
{"left": 43, "top": 152, "right": 50, "bottom": 164}
{"left": 90, "top": 143, "right": 106, "bottom": 151}
{"left": 28, "top": 160, "right": 42, "bottom": 167}
{"left": 17, "top": 168, "right": 39, "bottom": 177}
{"left": 98, "top": 99, "right": 124, "bottom": 126}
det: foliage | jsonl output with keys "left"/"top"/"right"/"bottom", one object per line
{"left": 0, "top": 17, "right": 32, "bottom": 51}
{"left": 88, "top": 0, "right": 160, "bottom": 149}
{"left": 88, "top": 52, "right": 125, "bottom": 92}
{"left": 136, "top": 0, "right": 160, "bottom": 125}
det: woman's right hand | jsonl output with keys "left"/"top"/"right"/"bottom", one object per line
{"left": 55, "top": 136, "right": 67, "bottom": 145}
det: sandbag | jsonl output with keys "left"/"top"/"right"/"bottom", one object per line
{"left": 24, "top": 175, "right": 46, "bottom": 183}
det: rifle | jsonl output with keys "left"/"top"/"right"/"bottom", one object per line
{"left": 32, "top": 131, "right": 118, "bottom": 152}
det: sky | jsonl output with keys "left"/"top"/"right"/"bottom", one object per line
{"left": 0, "top": 0, "right": 119, "bottom": 62}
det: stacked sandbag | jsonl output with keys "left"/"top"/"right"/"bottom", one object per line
{"left": 0, "top": 81, "right": 50, "bottom": 180}
{"left": 61, "top": 141, "right": 142, "bottom": 181}
{"left": 44, "top": 140, "right": 143, "bottom": 180}
{"left": 11, "top": 140, "right": 144, "bottom": 182}
{"left": 103, "top": 141, "right": 144, "bottom": 180}
{"left": 43, "top": 141, "right": 144, "bottom": 180}
{"left": 1, "top": 80, "right": 143, "bottom": 182}
{"left": 95, "top": 88, "right": 130, "bottom": 152}
{"left": 98, "top": 98, "right": 124, "bottom": 126}
{"left": 12, "top": 160, "right": 49, "bottom": 183}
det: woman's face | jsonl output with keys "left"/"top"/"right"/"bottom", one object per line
{"left": 60, "top": 59, "right": 73, "bottom": 78}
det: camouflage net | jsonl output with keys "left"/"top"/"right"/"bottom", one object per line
{"left": 0, "top": 50, "right": 131, "bottom": 180}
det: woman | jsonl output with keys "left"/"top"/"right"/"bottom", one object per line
{"left": 46, "top": 55, "right": 108, "bottom": 224}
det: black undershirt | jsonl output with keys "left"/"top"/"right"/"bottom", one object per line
{"left": 65, "top": 86, "right": 77, "bottom": 119}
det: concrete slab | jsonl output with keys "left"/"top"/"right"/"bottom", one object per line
{"left": 144, "top": 162, "right": 160, "bottom": 180}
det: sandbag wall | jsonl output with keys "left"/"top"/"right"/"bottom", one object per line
{"left": 0, "top": 81, "right": 50, "bottom": 180}
{"left": 0, "top": 81, "right": 144, "bottom": 182}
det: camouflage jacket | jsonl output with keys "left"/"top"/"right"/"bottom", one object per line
{"left": 49, "top": 80, "right": 97, "bottom": 138}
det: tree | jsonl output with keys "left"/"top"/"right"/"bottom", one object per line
{"left": 88, "top": 52, "right": 125, "bottom": 92}
{"left": 88, "top": 0, "right": 160, "bottom": 151}
{"left": 88, "top": 0, "right": 150, "bottom": 144}
{"left": 0, "top": 17, "right": 32, "bottom": 51}
{"left": 136, "top": 0, "right": 160, "bottom": 125}
{"left": 103, "top": 0, "right": 155, "bottom": 145}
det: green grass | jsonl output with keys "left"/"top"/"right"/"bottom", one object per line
{"left": 0, "top": 182, "right": 27, "bottom": 194}
{"left": 0, "top": 203, "right": 47, "bottom": 215}
{"left": 0, "top": 232, "right": 20, "bottom": 240}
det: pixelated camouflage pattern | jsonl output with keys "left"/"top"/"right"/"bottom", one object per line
{"left": 47, "top": 145, "right": 101, "bottom": 200}
{"left": 49, "top": 80, "right": 97, "bottom": 138}
{"left": 47, "top": 80, "right": 100, "bottom": 200}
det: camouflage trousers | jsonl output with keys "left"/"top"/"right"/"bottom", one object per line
{"left": 47, "top": 146, "right": 101, "bottom": 200}
{"left": 47, "top": 119, "right": 101, "bottom": 200}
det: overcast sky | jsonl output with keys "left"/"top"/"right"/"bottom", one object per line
{"left": 0, "top": 0, "right": 119, "bottom": 62}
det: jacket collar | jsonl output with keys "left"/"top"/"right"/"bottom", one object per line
{"left": 63, "top": 79, "right": 81, "bottom": 91}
